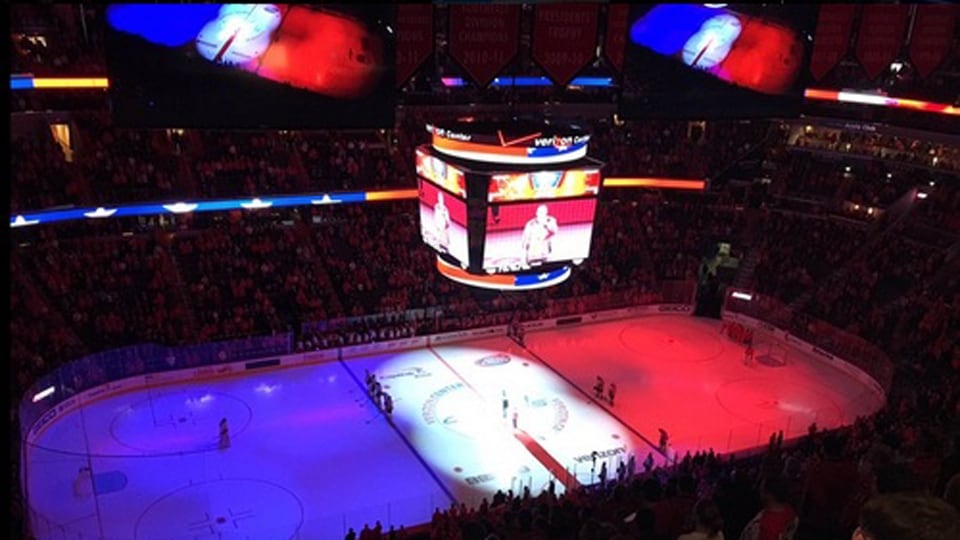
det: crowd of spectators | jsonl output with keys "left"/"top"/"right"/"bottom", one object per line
{"left": 792, "top": 127, "right": 960, "bottom": 174}
{"left": 19, "top": 233, "right": 193, "bottom": 352}
{"left": 766, "top": 141, "right": 943, "bottom": 216}
{"left": 900, "top": 180, "right": 960, "bottom": 248}
{"left": 75, "top": 113, "right": 181, "bottom": 204}
{"left": 10, "top": 5, "right": 105, "bottom": 77}
{"left": 400, "top": 367, "right": 960, "bottom": 540}
{"left": 750, "top": 212, "right": 868, "bottom": 304}
{"left": 11, "top": 111, "right": 954, "bottom": 222}
{"left": 634, "top": 196, "right": 744, "bottom": 281}
{"left": 767, "top": 149, "right": 848, "bottom": 201}
{"left": 288, "top": 130, "right": 405, "bottom": 191}
{"left": 193, "top": 131, "right": 305, "bottom": 198}
{"left": 10, "top": 133, "right": 83, "bottom": 213}
{"left": 808, "top": 234, "right": 947, "bottom": 335}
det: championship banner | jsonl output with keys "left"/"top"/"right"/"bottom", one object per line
{"left": 395, "top": 4, "right": 434, "bottom": 88}
{"left": 604, "top": 4, "right": 629, "bottom": 73}
{"left": 909, "top": 5, "right": 958, "bottom": 79}
{"left": 855, "top": 4, "right": 910, "bottom": 80}
{"left": 532, "top": 4, "right": 600, "bottom": 86}
{"left": 808, "top": 4, "right": 855, "bottom": 81}
{"left": 448, "top": 5, "right": 521, "bottom": 87}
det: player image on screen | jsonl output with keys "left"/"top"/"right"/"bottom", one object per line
{"left": 433, "top": 191, "right": 452, "bottom": 252}
{"left": 483, "top": 199, "right": 597, "bottom": 273}
{"left": 521, "top": 204, "right": 559, "bottom": 266}
{"left": 418, "top": 180, "right": 469, "bottom": 265}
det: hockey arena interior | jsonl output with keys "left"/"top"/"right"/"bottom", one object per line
{"left": 10, "top": 4, "right": 960, "bottom": 540}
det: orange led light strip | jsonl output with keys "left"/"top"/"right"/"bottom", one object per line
{"left": 29, "top": 77, "right": 109, "bottom": 89}
{"left": 804, "top": 88, "right": 959, "bottom": 116}
{"left": 364, "top": 189, "right": 418, "bottom": 201}
{"left": 603, "top": 178, "right": 706, "bottom": 190}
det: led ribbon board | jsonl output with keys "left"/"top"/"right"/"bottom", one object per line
{"left": 429, "top": 121, "right": 590, "bottom": 165}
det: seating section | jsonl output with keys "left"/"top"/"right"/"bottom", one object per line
{"left": 21, "top": 235, "right": 192, "bottom": 351}
{"left": 752, "top": 213, "right": 867, "bottom": 303}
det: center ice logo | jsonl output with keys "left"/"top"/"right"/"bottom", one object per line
{"left": 475, "top": 353, "right": 511, "bottom": 367}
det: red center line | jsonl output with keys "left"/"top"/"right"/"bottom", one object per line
{"left": 692, "top": 38, "right": 714, "bottom": 68}
{"left": 426, "top": 346, "right": 581, "bottom": 492}
{"left": 213, "top": 32, "right": 239, "bottom": 64}
{"left": 215, "top": 7, "right": 259, "bottom": 64}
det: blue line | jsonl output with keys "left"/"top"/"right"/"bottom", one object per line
{"left": 336, "top": 355, "right": 457, "bottom": 505}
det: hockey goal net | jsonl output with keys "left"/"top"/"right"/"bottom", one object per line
{"left": 754, "top": 332, "right": 788, "bottom": 367}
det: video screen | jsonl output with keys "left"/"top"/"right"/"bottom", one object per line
{"left": 418, "top": 179, "right": 470, "bottom": 266}
{"left": 415, "top": 148, "right": 467, "bottom": 198}
{"left": 488, "top": 169, "right": 601, "bottom": 203}
{"left": 105, "top": 3, "right": 395, "bottom": 128}
{"left": 483, "top": 199, "right": 597, "bottom": 273}
{"left": 620, "top": 4, "right": 816, "bottom": 119}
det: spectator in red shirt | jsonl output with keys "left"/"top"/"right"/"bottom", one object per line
{"left": 801, "top": 433, "right": 858, "bottom": 537}
{"left": 740, "top": 476, "right": 797, "bottom": 540}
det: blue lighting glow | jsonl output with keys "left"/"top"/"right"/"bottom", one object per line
{"left": 106, "top": 3, "right": 223, "bottom": 47}
{"left": 10, "top": 76, "right": 33, "bottom": 90}
{"left": 441, "top": 77, "right": 614, "bottom": 88}
{"left": 11, "top": 192, "right": 387, "bottom": 228}
{"left": 514, "top": 267, "right": 570, "bottom": 287}
{"left": 629, "top": 4, "right": 718, "bottom": 56}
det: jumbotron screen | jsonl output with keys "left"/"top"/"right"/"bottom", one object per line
{"left": 620, "top": 3, "right": 816, "bottom": 119}
{"left": 418, "top": 179, "right": 469, "bottom": 267}
{"left": 105, "top": 3, "right": 395, "bottom": 128}
{"left": 483, "top": 198, "right": 597, "bottom": 273}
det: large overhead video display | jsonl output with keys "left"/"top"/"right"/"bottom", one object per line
{"left": 417, "top": 120, "right": 604, "bottom": 289}
{"left": 620, "top": 4, "right": 816, "bottom": 119}
{"left": 105, "top": 3, "right": 395, "bottom": 128}
{"left": 483, "top": 198, "right": 597, "bottom": 273}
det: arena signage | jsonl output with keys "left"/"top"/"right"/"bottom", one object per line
{"left": 532, "top": 135, "right": 590, "bottom": 148}
{"left": 31, "top": 408, "right": 58, "bottom": 436}
{"left": 572, "top": 446, "right": 626, "bottom": 464}
{"left": 380, "top": 366, "right": 433, "bottom": 380}
{"left": 431, "top": 127, "right": 473, "bottom": 142}
{"left": 812, "top": 347, "right": 835, "bottom": 361}
{"left": 475, "top": 353, "right": 511, "bottom": 367}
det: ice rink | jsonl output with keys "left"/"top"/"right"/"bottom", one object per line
{"left": 24, "top": 314, "right": 884, "bottom": 540}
